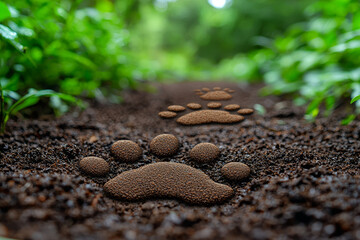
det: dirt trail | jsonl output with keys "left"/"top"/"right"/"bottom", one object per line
{"left": 0, "top": 82, "right": 359, "bottom": 240}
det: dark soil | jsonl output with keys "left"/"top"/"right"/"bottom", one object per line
{"left": 0, "top": 82, "right": 359, "bottom": 240}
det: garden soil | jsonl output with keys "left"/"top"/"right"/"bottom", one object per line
{"left": 0, "top": 82, "right": 359, "bottom": 240}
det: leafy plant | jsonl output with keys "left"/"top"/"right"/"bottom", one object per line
{"left": 253, "top": 0, "right": 360, "bottom": 121}
{"left": 0, "top": 79, "right": 76, "bottom": 134}
{"left": 1, "top": 0, "right": 158, "bottom": 100}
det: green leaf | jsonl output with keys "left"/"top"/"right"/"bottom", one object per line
{"left": 324, "top": 95, "right": 335, "bottom": 117}
{"left": 331, "top": 40, "right": 360, "bottom": 52}
{"left": 3, "top": 90, "right": 20, "bottom": 100}
{"left": 50, "top": 51, "right": 97, "bottom": 70}
{"left": 305, "top": 97, "right": 322, "bottom": 120}
{"left": 254, "top": 104, "right": 266, "bottom": 116}
{"left": 0, "top": 23, "right": 25, "bottom": 52}
{"left": 8, "top": 89, "right": 75, "bottom": 117}
{"left": 0, "top": 23, "right": 16, "bottom": 39}
{"left": 341, "top": 114, "right": 356, "bottom": 125}
{"left": 350, "top": 95, "right": 360, "bottom": 104}
{"left": 57, "top": 93, "right": 77, "bottom": 103}
{"left": 10, "top": 95, "right": 40, "bottom": 114}
{"left": 0, "top": 1, "right": 11, "bottom": 22}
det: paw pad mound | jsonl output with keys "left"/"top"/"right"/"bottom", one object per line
{"left": 190, "top": 143, "right": 220, "bottom": 163}
{"left": 202, "top": 87, "right": 211, "bottom": 92}
{"left": 168, "top": 105, "right": 186, "bottom": 112}
{"left": 150, "top": 134, "right": 179, "bottom": 157}
{"left": 200, "top": 91, "right": 232, "bottom": 101}
{"left": 187, "top": 103, "right": 202, "bottom": 110}
{"left": 207, "top": 102, "right": 222, "bottom": 109}
{"left": 111, "top": 140, "right": 142, "bottom": 163}
{"left": 221, "top": 162, "right": 250, "bottom": 181}
{"left": 197, "top": 87, "right": 234, "bottom": 101}
{"left": 79, "top": 157, "right": 109, "bottom": 177}
{"left": 103, "top": 162, "right": 234, "bottom": 205}
{"left": 224, "top": 104, "right": 241, "bottom": 111}
{"left": 238, "top": 108, "right": 254, "bottom": 115}
{"left": 159, "top": 111, "right": 177, "bottom": 118}
{"left": 176, "top": 110, "right": 244, "bottom": 125}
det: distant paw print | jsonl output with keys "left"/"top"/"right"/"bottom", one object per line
{"left": 195, "top": 87, "right": 235, "bottom": 100}
{"left": 158, "top": 87, "right": 254, "bottom": 125}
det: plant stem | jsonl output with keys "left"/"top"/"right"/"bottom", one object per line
{"left": 0, "top": 85, "right": 4, "bottom": 134}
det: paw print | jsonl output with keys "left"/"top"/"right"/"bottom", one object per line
{"left": 158, "top": 87, "right": 254, "bottom": 125}
{"left": 79, "top": 134, "right": 251, "bottom": 205}
{"left": 195, "top": 87, "right": 235, "bottom": 100}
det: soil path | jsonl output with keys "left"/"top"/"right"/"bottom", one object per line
{"left": 0, "top": 82, "right": 359, "bottom": 240}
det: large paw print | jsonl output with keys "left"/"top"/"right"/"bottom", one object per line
{"left": 79, "top": 134, "right": 251, "bottom": 205}
{"left": 159, "top": 87, "right": 254, "bottom": 125}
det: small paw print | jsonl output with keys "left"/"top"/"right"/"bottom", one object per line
{"left": 159, "top": 87, "right": 254, "bottom": 125}
{"left": 195, "top": 87, "right": 234, "bottom": 100}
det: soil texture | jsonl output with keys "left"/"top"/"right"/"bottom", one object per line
{"left": 0, "top": 82, "right": 359, "bottom": 240}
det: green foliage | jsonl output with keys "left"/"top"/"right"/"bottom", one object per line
{"left": 1, "top": 0, "right": 359, "bottom": 126}
{"left": 0, "top": 78, "right": 76, "bottom": 133}
{"left": 254, "top": 104, "right": 266, "bottom": 116}
{"left": 255, "top": 0, "right": 360, "bottom": 120}
{"left": 0, "top": 1, "right": 10, "bottom": 22}
{"left": 0, "top": 0, "right": 157, "bottom": 99}
{"left": 131, "top": 0, "right": 314, "bottom": 79}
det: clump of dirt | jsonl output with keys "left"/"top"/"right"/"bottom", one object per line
{"left": 221, "top": 162, "right": 250, "bottom": 181}
{"left": 150, "top": 134, "right": 179, "bottom": 157}
{"left": 189, "top": 143, "right": 220, "bottom": 163}
{"left": 111, "top": 140, "right": 142, "bottom": 162}
{"left": 104, "top": 162, "right": 234, "bottom": 205}
{"left": 79, "top": 156, "right": 110, "bottom": 176}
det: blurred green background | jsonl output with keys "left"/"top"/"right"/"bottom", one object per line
{"left": 1, "top": 0, "right": 360, "bottom": 124}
